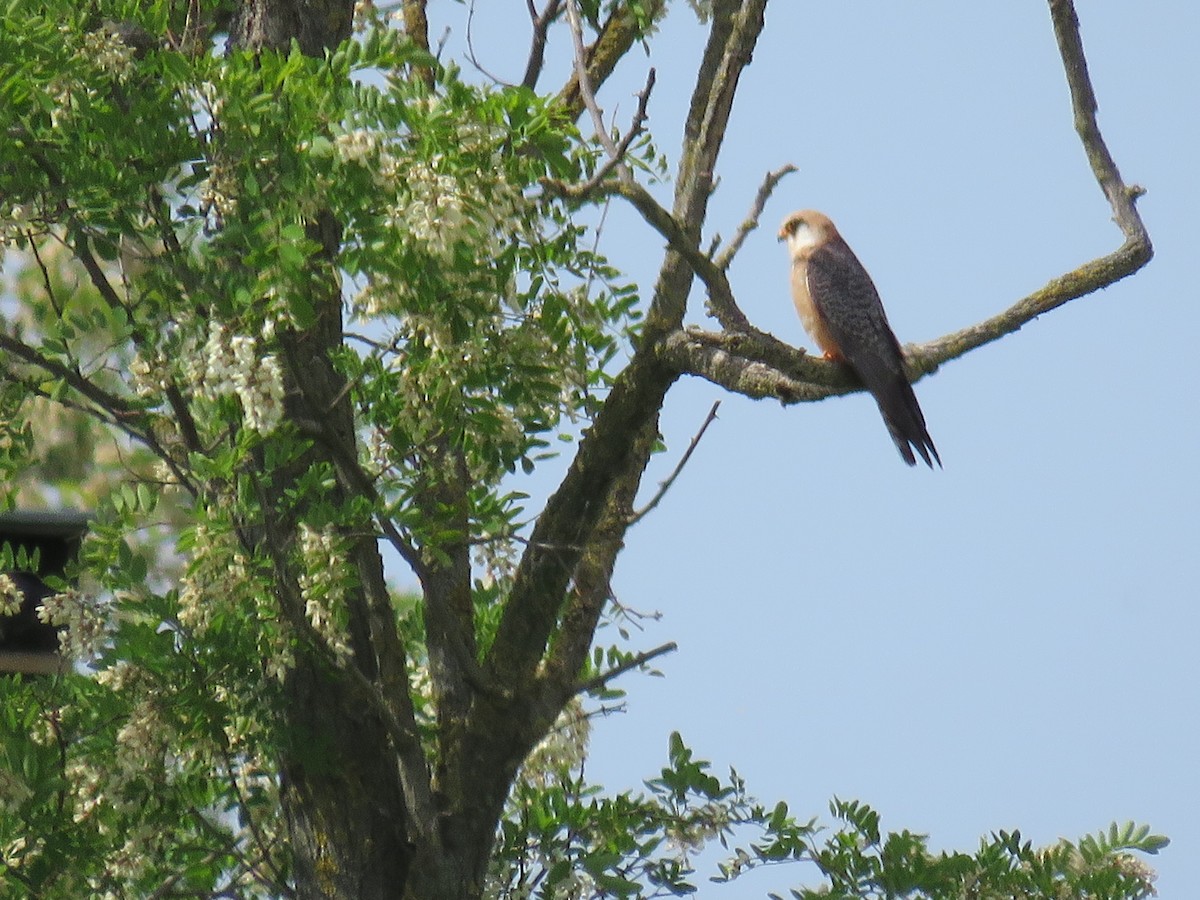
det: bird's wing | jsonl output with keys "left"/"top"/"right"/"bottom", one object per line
{"left": 806, "top": 238, "right": 940, "bottom": 467}
{"left": 804, "top": 237, "right": 904, "bottom": 381}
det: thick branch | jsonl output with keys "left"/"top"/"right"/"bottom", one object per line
{"left": 644, "top": 0, "right": 769, "bottom": 334}
{"left": 540, "top": 408, "right": 661, "bottom": 698}
{"left": 486, "top": 354, "right": 675, "bottom": 692}
{"left": 659, "top": 329, "right": 838, "bottom": 403}
{"left": 488, "top": 1, "right": 771, "bottom": 695}
{"left": 522, "top": 0, "right": 562, "bottom": 90}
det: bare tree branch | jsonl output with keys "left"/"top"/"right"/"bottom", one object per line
{"left": 465, "top": 0, "right": 511, "bottom": 85}
{"left": 552, "top": 23, "right": 656, "bottom": 200}
{"left": 522, "top": 0, "right": 563, "bottom": 90}
{"left": 615, "top": 179, "right": 752, "bottom": 332}
{"left": 565, "top": 0, "right": 623, "bottom": 161}
{"left": 628, "top": 400, "right": 720, "bottom": 526}
{"left": 556, "top": 0, "right": 667, "bottom": 121}
{"left": 713, "top": 164, "right": 798, "bottom": 271}
{"left": 642, "top": 0, "right": 770, "bottom": 334}
{"left": 538, "top": 409, "right": 661, "bottom": 704}
{"left": 659, "top": 328, "right": 834, "bottom": 402}
{"left": 1048, "top": 0, "right": 1149, "bottom": 245}
{"left": 573, "top": 640, "right": 677, "bottom": 696}
{"left": 488, "top": 0, "right": 770, "bottom": 698}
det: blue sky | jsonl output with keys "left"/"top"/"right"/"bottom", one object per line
{"left": 444, "top": 3, "right": 1199, "bottom": 895}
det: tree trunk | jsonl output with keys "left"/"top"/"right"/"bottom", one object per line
{"left": 228, "top": 4, "right": 416, "bottom": 898}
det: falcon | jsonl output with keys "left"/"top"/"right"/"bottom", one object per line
{"left": 779, "top": 209, "right": 940, "bottom": 467}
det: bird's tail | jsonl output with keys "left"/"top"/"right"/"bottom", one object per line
{"left": 877, "top": 378, "right": 940, "bottom": 468}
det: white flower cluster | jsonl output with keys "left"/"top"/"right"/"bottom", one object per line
{"left": 297, "top": 524, "right": 353, "bottom": 663}
{"left": 198, "top": 322, "right": 286, "bottom": 434}
{"left": 352, "top": 0, "right": 377, "bottom": 31}
{"left": 1113, "top": 852, "right": 1158, "bottom": 896}
{"left": 95, "top": 659, "right": 140, "bottom": 692}
{"left": 384, "top": 160, "right": 469, "bottom": 262}
{"left": 665, "top": 801, "right": 731, "bottom": 856}
{"left": 38, "top": 25, "right": 134, "bottom": 133}
{"left": 46, "top": 72, "right": 87, "bottom": 130}
{"left": 199, "top": 158, "right": 238, "bottom": 222}
{"left": 190, "top": 78, "right": 238, "bottom": 221}
{"left": 66, "top": 698, "right": 170, "bottom": 828}
{"left": 520, "top": 698, "right": 590, "bottom": 789}
{"left": 327, "top": 119, "right": 527, "bottom": 271}
{"left": 130, "top": 351, "right": 171, "bottom": 399}
{"left": 36, "top": 588, "right": 106, "bottom": 660}
{"left": 177, "top": 524, "right": 249, "bottom": 635}
{"left": 0, "top": 202, "right": 33, "bottom": 248}
{"left": 102, "top": 825, "right": 155, "bottom": 885}
{"left": 334, "top": 128, "right": 379, "bottom": 166}
{"left": 1, "top": 836, "right": 40, "bottom": 871}
{"left": 80, "top": 25, "right": 135, "bottom": 82}
{"left": 65, "top": 758, "right": 109, "bottom": 824}
{"left": 0, "top": 573, "right": 21, "bottom": 617}
{"left": 116, "top": 698, "right": 165, "bottom": 765}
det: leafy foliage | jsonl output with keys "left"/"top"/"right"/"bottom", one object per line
{"left": 0, "top": 0, "right": 1165, "bottom": 897}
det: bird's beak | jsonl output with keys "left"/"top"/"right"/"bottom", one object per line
{"left": 776, "top": 228, "right": 788, "bottom": 242}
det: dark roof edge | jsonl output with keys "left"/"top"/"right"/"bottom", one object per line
{"left": 0, "top": 510, "right": 91, "bottom": 538}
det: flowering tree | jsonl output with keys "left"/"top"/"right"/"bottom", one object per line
{"left": 0, "top": 0, "right": 1164, "bottom": 898}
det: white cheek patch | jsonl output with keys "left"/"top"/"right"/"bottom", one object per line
{"left": 787, "top": 222, "right": 821, "bottom": 253}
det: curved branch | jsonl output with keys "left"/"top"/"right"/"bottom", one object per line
{"left": 910, "top": 240, "right": 1148, "bottom": 375}
{"left": 1049, "top": 0, "right": 1149, "bottom": 245}
{"left": 659, "top": 329, "right": 837, "bottom": 403}
{"left": 647, "top": 0, "right": 1152, "bottom": 412}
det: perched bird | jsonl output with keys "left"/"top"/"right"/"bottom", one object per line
{"left": 778, "top": 209, "right": 940, "bottom": 467}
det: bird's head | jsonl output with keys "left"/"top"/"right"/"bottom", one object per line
{"left": 778, "top": 209, "right": 837, "bottom": 255}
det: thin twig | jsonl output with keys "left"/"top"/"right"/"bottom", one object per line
{"left": 465, "top": 0, "right": 511, "bottom": 85}
{"left": 713, "top": 164, "right": 798, "bottom": 271}
{"left": 548, "top": 70, "right": 657, "bottom": 199}
{"left": 574, "top": 641, "right": 677, "bottom": 696}
{"left": 628, "top": 400, "right": 720, "bottom": 526}
{"left": 27, "top": 238, "right": 65, "bottom": 319}
{"left": 565, "top": 0, "right": 622, "bottom": 159}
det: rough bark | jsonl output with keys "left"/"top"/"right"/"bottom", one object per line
{"left": 228, "top": 5, "right": 415, "bottom": 899}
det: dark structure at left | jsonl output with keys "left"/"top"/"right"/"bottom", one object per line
{"left": 0, "top": 511, "right": 89, "bottom": 675}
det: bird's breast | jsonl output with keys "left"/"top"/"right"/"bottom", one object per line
{"left": 791, "top": 261, "right": 842, "bottom": 361}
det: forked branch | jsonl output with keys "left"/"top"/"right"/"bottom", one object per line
{"left": 644, "top": 0, "right": 1150, "bottom": 402}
